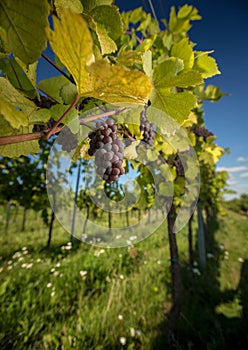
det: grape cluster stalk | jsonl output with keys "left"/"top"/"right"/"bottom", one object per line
{"left": 88, "top": 118, "right": 125, "bottom": 183}
{"left": 140, "top": 107, "right": 156, "bottom": 146}
{"left": 193, "top": 125, "right": 214, "bottom": 139}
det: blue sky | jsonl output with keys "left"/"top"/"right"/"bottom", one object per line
{"left": 115, "top": 0, "right": 248, "bottom": 198}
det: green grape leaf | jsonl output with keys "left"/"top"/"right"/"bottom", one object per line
{"left": 116, "top": 49, "right": 143, "bottom": 68}
{"left": 194, "top": 84, "right": 228, "bottom": 102}
{"left": 86, "top": 59, "right": 153, "bottom": 103}
{"left": 38, "top": 76, "right": 70, "bottom": 103}
{"left": 0, "top": 98, "right": 28, "bottom": 129}
{"left": 94, "top": 23, "right": 117, "bottom": 54}
{"left": 142, "top": 50, "right": 152, "bottom": 80}
{"left": 194, "top": 54, "right": 220, "bottom": 78}
{"left": 54, "top": 0, "right": 83, "bottom": 16}
{"left": 152, "top": 58, "right": 184, "bottom": 88}
{"left": 0, "top": 77, "right": 36, "bottom": 128}
{"left": 81, "top": 0, "right": 113, "bottom": 12}
{"left": 50, "top": 105, "right": 79, "bottom": 133}
{"left": 0, "top": 57, "right": 37, "bottom": 98}
{"left": 60, "top": 83, "right": 78, "bottom": 104}
{"left": 178, "top": 5, "right": 201, "bottom": 20}
{"left": 29, "top": 109, "right": 51, "bottom": 125}
{"left": 90, "top": 5, "right": 123, "bottom": 41}
{"left": 171, "top": 38, "right": 194, "bottom": 70}
{"left": 149, "top": 88, "right": 197, "bottom": 124}
{"left": 15, "top": 58, "right": 38, "bottom": 93}
{"left": 124, "top": 140, "right": 140, "bottom": 159}
{"left": 0, "top": 116, "right": 39, "bottom": 157}
{"left": 0, "top": 27, "right": 9, "bottom": 58}
{"left": 47, "top": 10, "right": 94, "bottom": 95}
{"left": 0, "top": 0, "right": 49, "bottom": 64}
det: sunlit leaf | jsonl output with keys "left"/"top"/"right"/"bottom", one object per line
{"left": 47, "top": 11, "right": 94, "bottom": 95}
{"left": 54, "top": 0, "right": 83, "bottom": 16}
{"left": 86, "top": 59, "right": 152, "bottom": 103}
{"left": 194, "top": 54, "right": 220, "bottom": 78}
{"left": 0, "top": 77, "right": 36, "bottom": 128}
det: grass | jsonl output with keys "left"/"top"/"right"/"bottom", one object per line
{"left": 0, "top": 205, "right": 248, "bottom": 349}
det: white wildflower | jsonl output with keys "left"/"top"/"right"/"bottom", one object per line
{"left": 119, "top": 274, "right": 124, "bottom": 280}
{"left": 130, "top": 327, "right": 135, "bottom": 337}
{"left": 51, "top": 291, "right": 55, "bottom": 297}
{"left": 157, "top": 260, "right": 161, "bottom": 265}
{"left": 26, "top": 263, "right": 33, "bottom": 269}
{"left": 116, "top": 235, "right": 122, "bottom": 240}
{"left": 119, "top": 337, "right": 126, "bottom": 346}
{"left": 193, "top": 268, "right": 201, "bottom": 276}
{"left": 238, "top": 257, "right": 244, "bottom": 263}
{"left": 7, "top": 260, "right": 12, "bottom": 265}
{"left": 53, "top": 271, "right": 59, "bottom": 277}
{"left": 36, "top": 258, "right": 42, "bottom": 263}
{"left": 7, "top": 265, "right": 12, "bottom": 270}
{"left": 50, "top": 268, "right": 55, "bottom": 273}
{"left": 18, "top": 257, "right": 24, "bottom": 262}
{"left": 118, "top": 314, "right": 123, "bottom": 320}
{"left": 56, "top": 262, "right": 61, "bottom": 268}
{"left": 130, "top": 235, "right": 137, "bottom": 241}
{"left": 47, "top": 282, "right": 52, "bottom": 288}
{"left": 0, "top": 267, "right": 3, "bottom": 273}
{"left": 79, "top": 270, "right": 87, "bottom": 277}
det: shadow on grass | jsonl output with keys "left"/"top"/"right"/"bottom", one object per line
{"left": 151, "top": 217, "right": 248, "bottom": 350}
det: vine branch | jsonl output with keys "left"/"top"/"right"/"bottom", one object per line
{"left": 41, "top": 53, "right": 75, "bottom": 84}
{"left": 0, "top": 126, "right": 64, "bottom": 146}
{"left": 45, "top": 95, "right": 80, "bottom": 139}
{"left": 0, "top": 106, "right": 127, "bottom": 146}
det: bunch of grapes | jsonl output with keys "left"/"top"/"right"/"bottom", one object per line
{"left": 33, "top": 118, "right": 56, "bottom": 132}
{"left": 193, "top": 125, "right": 214, "bottom": 139}
{"left": 173, "top": 156, "right": 184, "bottom": 177}
{"left": 88, "top": 118, "right": 125, "bottom": 183}
{"left": 140, "top": 108, "right": 156, "bottom": 146}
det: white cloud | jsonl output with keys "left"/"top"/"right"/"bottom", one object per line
{"left": 217, "top": 166, "right": 248, "bottom": 173}
{"left": 237, "top": 157, "right": 248, "bottom": 162}
{"left": 240, "top": 172, "right": 248, "bottom": 178}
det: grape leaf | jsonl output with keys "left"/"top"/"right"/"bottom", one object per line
{"left": 86, "top": 59, "right": 152, "bottom": 103}
{"left": 194, "top": 54, "right": 220, "bottom": 78}
{"left": 81, "top": 0, "right": 113, "bottom": 12}
{"left": 54, "top": 0, "right": 83, "bottom": 16}
{"left": 0, "top": 57, "right": 37, "bottom": 98}
{"left": 60, "top": 83, "right": 78, "bottom": 104}
{"left": 0, "top": 0, "right": 49, "bottom": 64}
{"left": 29, "top": 109, "right": 51, "bottom": 125}
{"left": 50, "top": 105, "right": 79, "bottom": 133}
{"left": 149, "top": 88, "right": 197, "bottom": 124}
{"left": 0, "top": 27, "right": 9, "bottom": 58}
{"left": 94, "top": 23, "right": 117, "bottom": 54}
{"left": 171, "top": 38, "right": 194, "bottom": 70}
{"left": 0, "top": 77, "right": 36, "bottom": 128}
{"left": 116, "top": 49, "right": 143, "bottom": 68}
{"left": 38, "top": 76, "right": 70, "bottom": 104}
{"left": 47, "top": 11, "right": 94, "bottom": 96}
{"left": 194, "top": 84, "right": 228, "bottom": 102}
{"left": 142, "top": 50, "right": 152, "bottom": 80}
{"left": 0, "top": 116, "right": 39, "bottom": 157}
{"left": 124, "top": 141, "right": 140, "bottom": 160}
{"left": 90, "top": 5, "right": 123, "bottom": 41}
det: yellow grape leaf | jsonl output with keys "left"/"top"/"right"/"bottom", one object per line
{"left": 86, "top": 59, "right": 152, "bottom": 103}
{"left": 0, "top": 98, "right": 28, "bottom": 129}
{"left": 47, "top": 11, "right": 94, "bottom": 95}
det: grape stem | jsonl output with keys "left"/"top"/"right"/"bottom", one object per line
{"left": 45, "top": 95, "right": 80, "bottom": 139}
{"left": 0, "top": 106, "right": 126, "bottom": 146}
{"left": 41, "top": 53, "right": 75, "bottom": 84}
{"left": 80, "top": 107, "right": 127, "bottom": 124}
